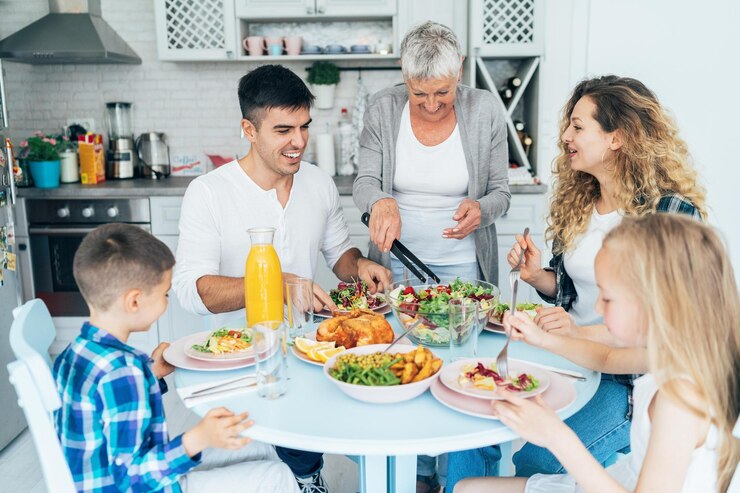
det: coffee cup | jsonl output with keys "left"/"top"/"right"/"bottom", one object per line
{"left": 243, "top": 36, "right": 266, "bottom": 56}
{"left": 264, "top": 36, "right": 283, "bottom": 56}
{"left": 284, "top": 36, "right": 303, "bottom": 56}
{"left": 325, "top": 44, "right": 346, "bottom": 54}
{"left": 374, "top": 42, "right": 392, "bottom": 55}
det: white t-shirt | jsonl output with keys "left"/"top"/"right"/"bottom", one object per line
{"left": 563, "top": 208, "right": 623, "bottom": 325}
{"left": 172, "top": 160, "right": 353, "bottom": 326}
{"left": 392, "top": 102, "right": 476, "bottom": 265}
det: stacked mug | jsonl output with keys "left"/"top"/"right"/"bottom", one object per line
{"left": 243, "top": 36, "right": 303, "bottom": 56}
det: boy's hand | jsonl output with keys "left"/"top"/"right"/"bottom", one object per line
{"left": 150, "top": 343, "right": 175, "bottom": 379}
{"left": 505, "top": 310, "right": 548, "bottom": 347}
{"left": 491, "top": 393, "right": 567, "bottom": 449}
{"left": 183, "top": 407, "right": 253, "bottom": 457}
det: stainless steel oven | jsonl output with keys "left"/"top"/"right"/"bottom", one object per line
{"left": 16, "top": 198, "right": 150, "bottom": 316}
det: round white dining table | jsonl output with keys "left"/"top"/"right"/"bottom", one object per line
{"left": 174, "top": 318, "right": 600, "bottom": 493}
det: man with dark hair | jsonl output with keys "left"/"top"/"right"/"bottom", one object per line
{"left": 174, "top": 64, "right": 391, "bottom": 492}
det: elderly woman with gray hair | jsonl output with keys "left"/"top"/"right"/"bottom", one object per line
{"left": 353, "top": 20, "right": 510, "bottom": 286}
{"left": 352, "top": 21, "right": 510, "bottom": 492}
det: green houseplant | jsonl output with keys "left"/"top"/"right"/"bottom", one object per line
{"left": 307, "top": 61, "right": 340, "bottom": 109}
{"left": 19, "top": 131, "right": 64, "bottom": 188}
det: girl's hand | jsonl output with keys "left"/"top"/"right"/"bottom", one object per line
{"left": 150, "top": 343, "right": 175, "bottom": 379}
{"left": 443, "top": 199, "right": 481, "bottom": 239}
{"left": 491, "top": 393, "right": 567, "bottom": 449}
{"left": 534, "top": 306, "right": 578, "bottom": 336}
{"left": 505, "top": 310, "right": 548, "bottom": 347}
{"left": 508, "top": 233, "right": 543, "bottom": 283}
{"left": 369, "top": 198, "right": 402, "bottom": 253}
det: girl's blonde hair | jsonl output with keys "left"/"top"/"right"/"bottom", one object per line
{"left": 548, "top": 76, "right": 707, "bottom": 254}
{"left": 603, "top": 214, "right": 740, "bottom": 492}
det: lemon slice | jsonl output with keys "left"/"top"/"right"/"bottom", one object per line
{"left": 314, "top": 346, "right": 346, "bottom": 363}
{"left": 295, "top": 337, "right": 334, "bottom": 354}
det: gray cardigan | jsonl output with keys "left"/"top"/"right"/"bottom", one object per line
{"left": 353, "top": 84, "right": 511, "bottom": 285}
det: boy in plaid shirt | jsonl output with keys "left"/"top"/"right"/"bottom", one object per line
{"left": 53, "top": 223, "right": 298, "bottom": 492}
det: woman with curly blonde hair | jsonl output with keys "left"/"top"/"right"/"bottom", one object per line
{"left": 505, "top": 75, "right": 708, "bottom": 477}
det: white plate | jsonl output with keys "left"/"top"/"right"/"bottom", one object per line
{"left": 483, "top": 319, "right": 506, "bottom": 335}
{"left": 164, "top": 330, "right": 256, "bottom": 371}
{"left": 439, "top": 358, "right": 550, "bottom": 400}
{"left": 183, "top": 329, "right": 255, "bottom": 361}
{"left": 315, "top": 302, "right": 390, "bottom": 318}
{"left": 292, "top": 330, "right": 412, "bottom": 366}
{"left": 431, "top": 372, "right": 576, "bottom": 420}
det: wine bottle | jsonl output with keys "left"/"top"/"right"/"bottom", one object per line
{"left": 513, "top": 120, "right": 526, "bottom": 132}
{"left": 499, "top": 87, "right": 513, "bottom": 102}
{"left": 507, "top": 76, "right": 522, "bottom": 89}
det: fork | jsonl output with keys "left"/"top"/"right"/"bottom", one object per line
{"left": 496, "top": 227, "right": 529, "bottom": 379}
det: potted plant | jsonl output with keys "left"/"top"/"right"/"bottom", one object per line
{"left": 19, "top": 131, "right": 63, "bottom": 188}
{"left": 307, "top": 61, "right": 340, "bottom": 109}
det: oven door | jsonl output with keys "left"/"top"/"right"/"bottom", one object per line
{"left": 28, "top": 225, "right": 151, "bottom": 316}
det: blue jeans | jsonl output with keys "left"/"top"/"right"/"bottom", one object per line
{"left": 446, "top": 445, "right": 502, "bottom": 491}
{"left": 275, "top": 446, "right": 322, "bottom": 477}
{"left": 513, "top": 374, "right": 632, "bottom": 476}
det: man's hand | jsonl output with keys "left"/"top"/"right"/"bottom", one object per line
{"left": 182, "top": 407, "right": 253, "bottom": 457}
{"left": 283, "top": 272, "right": 337, "bottom": 313}
{"left": 369, "top": 198, "right": 402, "bottom": 253}
{"left": 357, "top": 257, "right": 392, "bottom": 294}
{"left": 443, "top": 199, "right": 481, "bottom": 239}
{"left": 150, "top": 343, "right": 175, "bottom": 379}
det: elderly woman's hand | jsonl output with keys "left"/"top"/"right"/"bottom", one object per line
{"left": 443, "top": 199, "right": 481, "bottom": 239}
{"left": 369, "top": 198, "right": 402, "bottom": 253}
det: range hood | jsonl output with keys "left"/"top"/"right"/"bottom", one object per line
{"left": 0, "top": 0, "right": 141, "bottom": 65}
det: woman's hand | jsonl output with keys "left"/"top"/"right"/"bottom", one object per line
{"left": 443, "top": 199, "right": 481, "bottom": 239}
{"left": 369, "top": 198, "right": 401, "bottom": 253}
{"left": 149, "top": 343, "right": 175, "bottom": 379}
{"left": 534, "top": 306, "right": 578, "bottom": 336}
{"left": 491, "top": 393, "right": 568, "bottom": 449}
{"left": 505, "top": 310, "right": 548, "bottom": 348}
{"left": 508, "top": 233, "right": 543, "bottom": 283}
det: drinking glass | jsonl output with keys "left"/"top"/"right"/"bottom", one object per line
{"left": 252, "top": 320, "right": 288, "bottom": 399}
{"left": 449, "top": 299, "right": 479, "bottom": 361}
{"left": 284, "top": 276, "right": 314, "bottom": 340}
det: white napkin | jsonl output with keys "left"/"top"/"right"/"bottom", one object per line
{"left": 177, "top": 375, "right": 257, "bottom": 408}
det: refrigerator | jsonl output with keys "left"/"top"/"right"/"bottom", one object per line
{"left": 0, "top": 59, "right": 28, "bottom": 450}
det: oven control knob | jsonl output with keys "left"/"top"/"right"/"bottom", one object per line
{"left": 81, "top": 206, "right": 95, "bottom": 218}
{"left": 57, "top": 206, "right": 70, "bottom": 218}
{"left": 106, "top": 206, "right": 119, "bottom": 218}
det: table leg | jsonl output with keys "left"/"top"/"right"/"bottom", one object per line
{"left": 358, "top": 455, "right": 388, "bottom": 493}
{"left": 388, "top": 455, "right": 416, "bottom": 493}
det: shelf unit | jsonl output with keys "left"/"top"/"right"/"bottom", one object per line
{"left": 475, "top": 56, "right": 540, "bottom": 174}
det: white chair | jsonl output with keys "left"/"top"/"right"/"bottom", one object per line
{"left": 7, "top": 299, "right": 75, "bottom": 493}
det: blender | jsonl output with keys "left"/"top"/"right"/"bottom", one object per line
{"left": 105, "top": 102, "right": 136, "bottom": 179}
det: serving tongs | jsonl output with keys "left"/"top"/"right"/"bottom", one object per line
{"left": 360, "top": 213, "right": 440, "bottom": 284}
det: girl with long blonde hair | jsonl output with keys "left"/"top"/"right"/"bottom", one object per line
{"left": 457, "top": 213, "right": 739, "bottom": 493}
{"left": 503, "top": 76, "right": 708, "bottom": 477}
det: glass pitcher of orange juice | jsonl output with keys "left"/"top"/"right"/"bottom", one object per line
{"left": 245, "top": 228, "right": 284, "bottom": 327}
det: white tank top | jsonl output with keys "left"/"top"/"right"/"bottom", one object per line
{"left": 392, "top": 102, "right": 476, "bottom": 265}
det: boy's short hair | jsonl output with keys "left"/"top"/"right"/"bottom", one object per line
{"left": 238, "top": 64, "right": 314, "bottom": 129}
{"left": 73, "top": 223, "right": 175, "bottom": 310}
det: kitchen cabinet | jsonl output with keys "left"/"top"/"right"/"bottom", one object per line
{"left": 396, "top": 0, "right": 468, "bottom": 55}
{"left": 235, "top": 0, "right": 396, "bottom": 19}
{"left": 154, "top": 0, "right": 238, "bottom": 61}
{"left": 470, "top": 0, "right": 544, "bottom": 57}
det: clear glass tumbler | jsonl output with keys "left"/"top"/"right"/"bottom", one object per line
{"left": 449, "top": 299, "right": 479, "bottom": 361}
{"left": 252, "top": 320, "right": 288, "bottom": 399}
{"left": 284, "top": 276, "right": 314, "bottom": 340}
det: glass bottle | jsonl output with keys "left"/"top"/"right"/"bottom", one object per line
{"left": 244, "top": 228, "right": 284, "bottom": 327}
{"left": 336, "top": 107, "right": 354, "bottom": 176}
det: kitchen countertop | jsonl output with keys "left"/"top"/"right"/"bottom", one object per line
{"left": 16, "top": 174, "right": 547, "bottom": 198}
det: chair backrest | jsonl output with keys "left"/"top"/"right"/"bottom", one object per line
{"left": 8, "top": 299, "right": 76, "bottom": 493}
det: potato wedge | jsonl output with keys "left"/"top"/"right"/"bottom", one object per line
{"left": 412, "top": 357, "right": 434, "bottom": 382}
{"left": 431, "top": 358, "right": 443, "bottom": 374}
{"left": 401, "top": 362, "right": 419, "bottom": 384}
{"left": 413, "top": 345, "right": 426, "bottom": 366}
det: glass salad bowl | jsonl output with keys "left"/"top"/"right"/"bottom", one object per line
{"left": 385, "top": 278, "right": 500, "bottom": 347}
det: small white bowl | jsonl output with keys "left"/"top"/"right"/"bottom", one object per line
{"left": 323, "top": 344, "right": 442, "bottom": 404}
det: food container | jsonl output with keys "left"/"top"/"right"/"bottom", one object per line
{"left": 386, "top": 279, "right": 500, "bottom": 347}
{"left": 323, "top": 344, "right": 442, "bottom": 404}
{"left": 77, "top": 133, "right": 105, "bottom": 184}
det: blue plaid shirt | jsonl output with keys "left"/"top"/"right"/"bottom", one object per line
{"left": 53, "top": 323, "right": 200, "bottom": 492}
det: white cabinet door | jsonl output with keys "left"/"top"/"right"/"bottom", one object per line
{"left": 397, "top": 0, "right": 468, "bottom": 54}
{"left": 322, "top": 0, "right": 396, "bottom": 17}
{"left": 235, "top": 0, "right": 310, "bottom": 18}
{"left": 155, "top": 0, "right": 238, "bottom": 61}
{"left": 156, "top": 235, "right": 212, "bottom": 343}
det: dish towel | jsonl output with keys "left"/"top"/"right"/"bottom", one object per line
{"left": 177, "top": 374, "right": 257, "bottom": 408}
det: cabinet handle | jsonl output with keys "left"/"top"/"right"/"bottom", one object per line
{"left": 306, "top": 0, "right": 314, "bottom": 14}
{"left": 317, "top": 6, "right": 325, "bottom": 13}
{"left": 316, "top": 0, "right": 326, "bottom": 14}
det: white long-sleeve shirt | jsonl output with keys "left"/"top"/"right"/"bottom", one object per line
{"left": 172, "top": 160, "right": 353, "bottom": 327}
